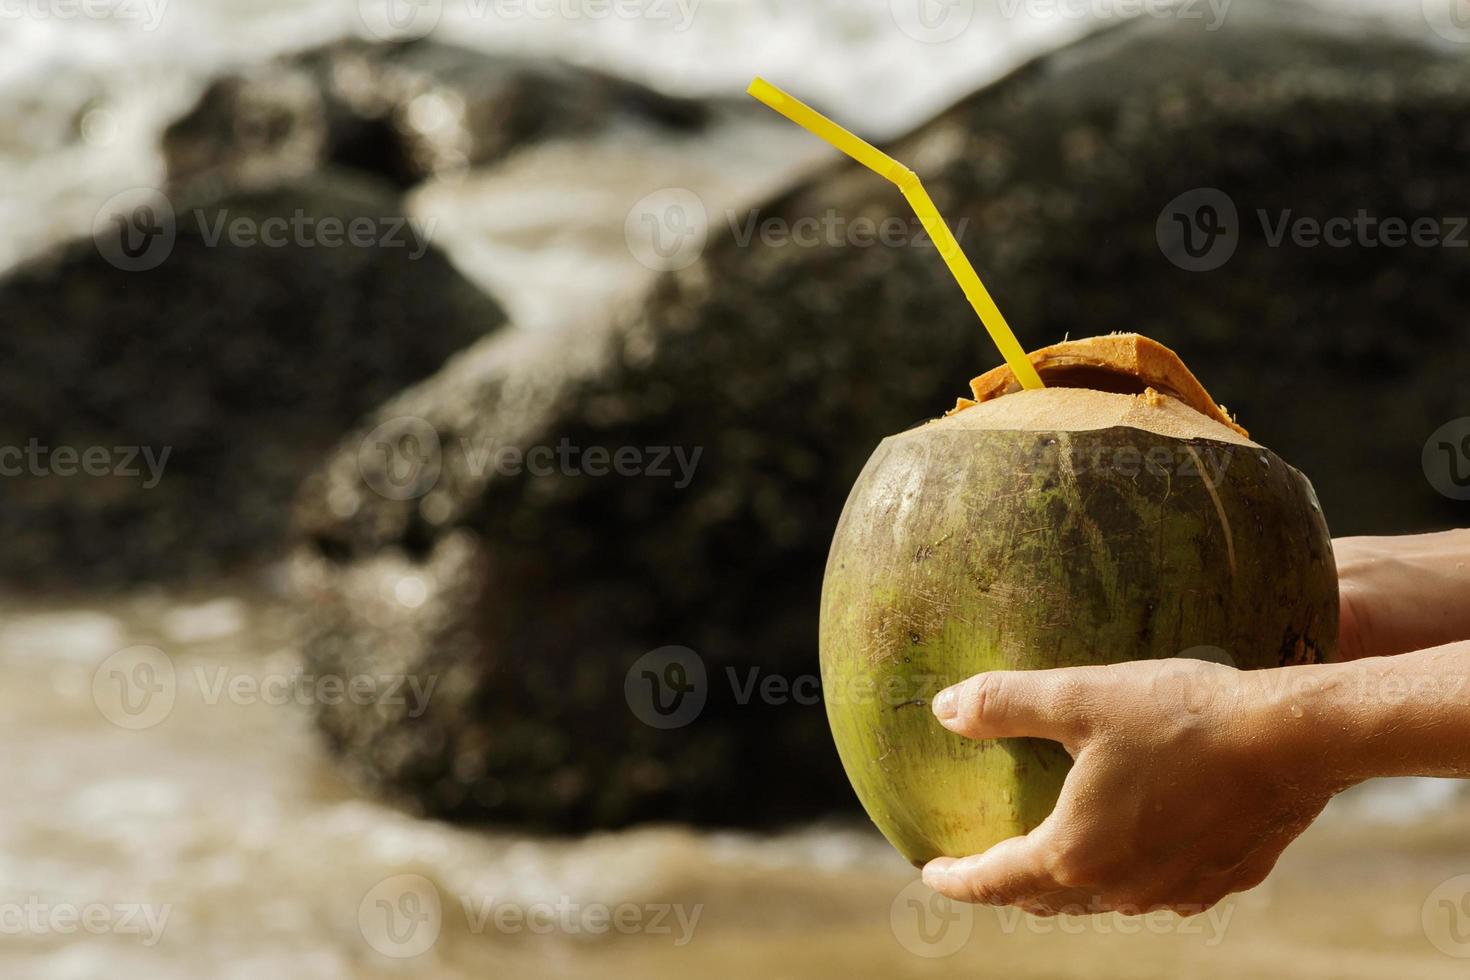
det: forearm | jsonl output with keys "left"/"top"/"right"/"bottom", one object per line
{"left": 1334, "top": 528, "right": 1470, "bottom": 661}
{"left": 1264, "top": 641, "right": 1470, "bottom": 786}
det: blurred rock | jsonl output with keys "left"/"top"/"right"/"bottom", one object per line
{"left": 163, "top": 37, "right": 712, "bottom": 193}
{"left": 293, "top": 4, "right": 1470, "bottom": 829}
{"left": 0, "top": 172, "right": 503, "bottom": 588}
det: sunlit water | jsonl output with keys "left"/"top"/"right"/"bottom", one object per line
{"left": 0, "top": 0, "right": 1424, "bottom": 277}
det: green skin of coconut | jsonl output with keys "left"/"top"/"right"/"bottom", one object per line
{"left": 819, "top": 392, "right": 1338, "bottom": 867}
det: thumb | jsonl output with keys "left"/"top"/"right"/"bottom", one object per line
{"left": 931, "top": 668, "right": 1093, "bottom": 744}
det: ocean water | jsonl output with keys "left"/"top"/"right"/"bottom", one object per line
{"left": 0, "top": 0, "right": 1065, "bottom": 274}
{"left": 0, "top": 0, "right": 1423, "bottom": 276}
{"left": 3, "top": 1, "right": 1467, "bottom": 976}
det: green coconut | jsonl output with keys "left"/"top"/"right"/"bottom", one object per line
{"left": 818, "top": 334, "right": 1338, "bottom": 867}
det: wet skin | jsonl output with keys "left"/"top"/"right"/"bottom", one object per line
{"left": 923, "top": 529, "right": 1470, "bottom": 916}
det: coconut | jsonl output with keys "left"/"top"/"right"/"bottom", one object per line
{"left": 818, "top": 334, "right": 1337, "bottom": 867}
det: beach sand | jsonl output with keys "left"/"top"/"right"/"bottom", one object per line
{"left": 2, "top": 586, "right": 1467, "bottom": 978}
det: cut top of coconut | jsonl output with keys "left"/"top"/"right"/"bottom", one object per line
{"left": 937, "top": 334, "right": 1257, "bottom": 447}
{"left": 933, "top": 386, "right": 1258, "bottom": 446}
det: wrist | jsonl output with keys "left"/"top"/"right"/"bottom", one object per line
{"left": 1333, "top": 529, "right": 1470, "bottom": 660}
{"left": 1240, "top": 661, "right": 1373, "bottom": 793}
{"left": 1251, "top": 646, "right": 1470, "bottom": 785}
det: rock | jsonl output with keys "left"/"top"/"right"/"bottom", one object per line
{"left": 0, "top": 172, "right": 503, "bottom": 588}
{"left": 401, "top": 107, "right": 828, "bottom": 331}
{"left": 291, "top": 4, "right": 1470, "bottom": 829}
{"left": 163, "top": 37, "right": 712, "bottom": 193}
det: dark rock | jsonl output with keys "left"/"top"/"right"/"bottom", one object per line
{"left": 0, "top": 172, "right": 504, "bottom": 588}
{"left": 163, "top": 37, "right": 712, "bottom": 193}
{"left": 292, "top": 4, "right": 1470, "bottom": 829}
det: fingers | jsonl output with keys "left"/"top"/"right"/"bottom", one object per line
{"left": 931, "top": 668, "right": 1093, "bottom": 744}
{"left": 923, "top": 769, "right": 1280, "bottom": 915}
{"left": 920, "top": 831, "right": 1100, "bottom": 915}
{"left": 922, "top": 834, "right": 1059, "bottom": 906}
{"left": 923, "top": 838, "right": 1236, "bottom": 916}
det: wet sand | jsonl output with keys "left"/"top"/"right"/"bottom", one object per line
{"left": 2, "top": 586, "right": 1467, "bottom": 978}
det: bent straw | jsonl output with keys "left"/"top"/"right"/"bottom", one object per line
{"left": 747, "top": 77, "right": 1044, "bottom": 391}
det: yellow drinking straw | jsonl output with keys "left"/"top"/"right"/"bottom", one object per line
{"left": 747, "top": 77, "right": 1044, "bottom": 390}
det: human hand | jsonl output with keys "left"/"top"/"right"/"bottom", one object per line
{"left": 921, "top": 659, "right": 1344, "bottom": 916}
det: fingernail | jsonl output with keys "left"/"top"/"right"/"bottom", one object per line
{"left": 932, "top": 685, "right": 959, "bottom": 720}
